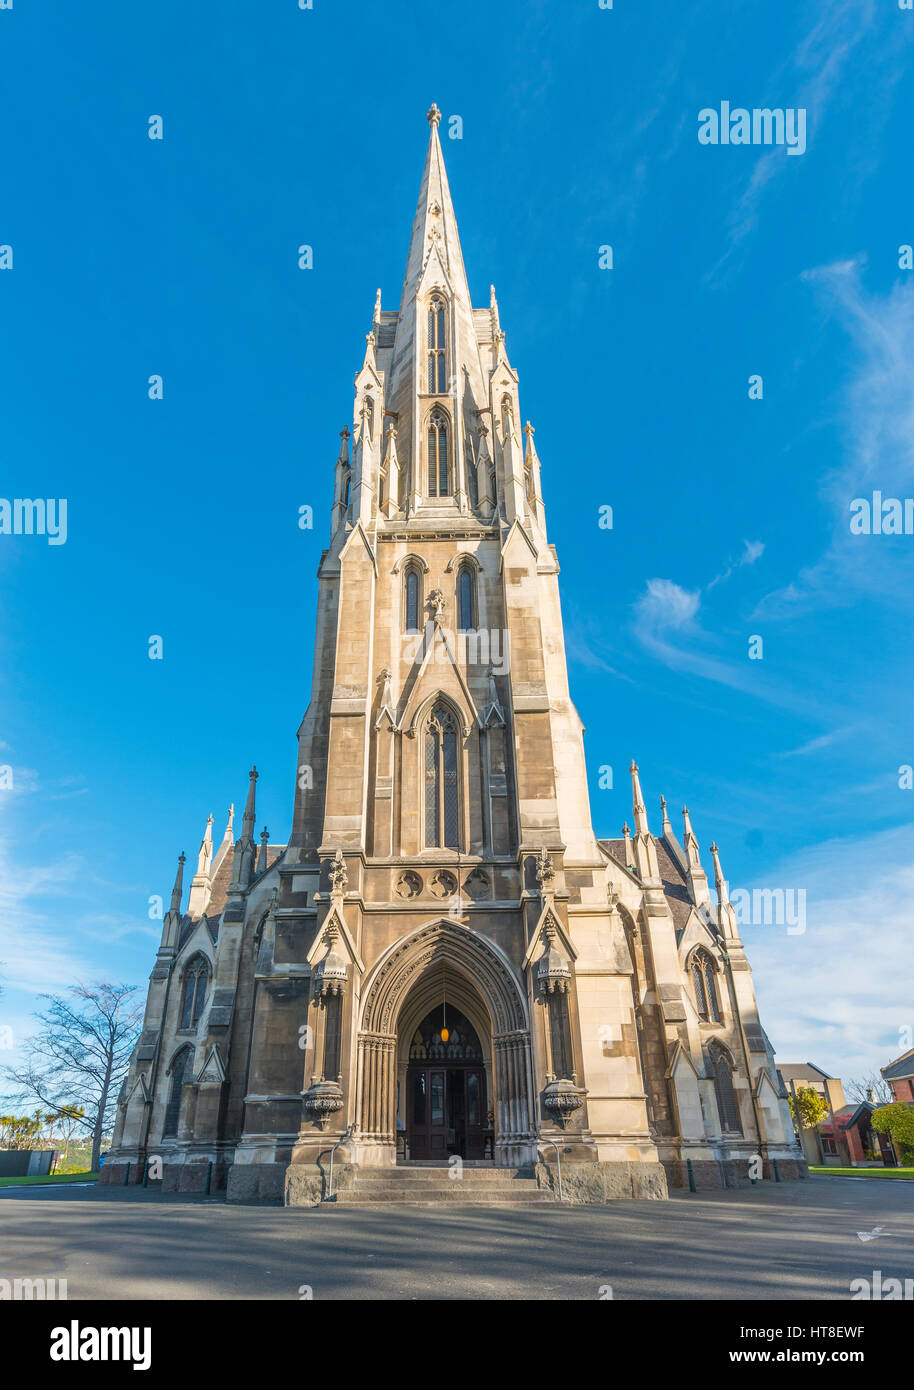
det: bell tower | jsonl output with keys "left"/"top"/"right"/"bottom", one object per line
{"left": 274, "top": 105, "right": 661, "bottom": 1188}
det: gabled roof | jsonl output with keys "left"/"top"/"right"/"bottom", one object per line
{"left": 819, "top": 1101, "right": 874, "bottom": 1135}
{"left": 779, "top": 1062, "right": 839, "bottom": 1084}
{"left": 881, "top": 1047, "right": 914, "bottom": 1082}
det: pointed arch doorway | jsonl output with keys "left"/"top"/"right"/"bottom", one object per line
{"left": 357, "top": 919, "right": 535, "bottom": 1167}
{"left": 404, "top": 1004, "right": 489, "bottom": 1160}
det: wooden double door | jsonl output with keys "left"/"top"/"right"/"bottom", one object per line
{"left": 407, "top": 1063, "right": 487, "bottom": 1160}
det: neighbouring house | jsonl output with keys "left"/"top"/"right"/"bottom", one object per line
{"left": 779, "top": 1063, "right": 846, "bottom": 1165}
{"left": 881, "top": 1048, "right": 914, "bottom": 1104}
{"left": 817, "top": 1103, "right": 895, "bottom": 1167}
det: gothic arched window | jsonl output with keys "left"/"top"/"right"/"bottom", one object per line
{"left": 692, "top": 960, "right": 707, "bottom": 1017}
{"left": 691, "top": 949, "right": 720, "bottom": 1023}
{"left": 428, "top": 297, "right": 446, "bottom": 394}
{"left": 457, "top": 565, "right": 476, "bottom": 630}
{"left": 710, "top": 1044, "right": 742, "bottom": 1134}
{"left": 424, "top": 700, "right": 460, "bottom": 849}
{"left": 427, "top": 410, "right": 449, "bottom": 497}
{"left": 179, "top": 956, "right": 210, "bottom": 1030}
{"left": 163, "top": 1046, "right": 193, "bottom": 1138}
{"left": 404, "top": 565, "right": 422, "bottom": 632}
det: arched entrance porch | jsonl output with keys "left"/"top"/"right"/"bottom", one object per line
{"left": 355, "top": 919, "right": 536, "bottom": 1166}
{"left": 402, "top": 1002, "right": 489, "bottom": 1159}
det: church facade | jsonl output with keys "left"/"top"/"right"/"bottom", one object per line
{"left": 104, "top": 107, "right": 804, "bottom": 1204}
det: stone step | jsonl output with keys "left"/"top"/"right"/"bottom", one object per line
{"left": 340, "top": 1184, "right": 541, "bottom": 1195}
{"left": 353, "top": 1166, "right": 535, "bottom": 1184}
{"left": 333, "top": 1186, "right": 553, "bottom": 1205}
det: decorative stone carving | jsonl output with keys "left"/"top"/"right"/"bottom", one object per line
{"left": 302, "top": 1079, "right": 344, "bottom": 1128}
{"left": 312, "top": 923, "right": 347, "bottom": 999}
{"left": 430, "top": 869, "right": 458, "bottom": 898}
{"left": 328, "top": 849, "right": 347, "bottom": 894}
{"left": 535, "top": 918, "right": 571, "bottom": 994}
{"left": 535, "top": 847, "right": 555, "bottom": 893}
{"left": 396, "top": 870, "right": 422, "bottom": 900}
{"left": 542, "top": 1077, "right": 584, "bottom": 1123}
{"left": 463, "top": 867, "right": 489, "bottom": 899}
{"left": 427, "top": 587, "right": 446, "bottom": 623}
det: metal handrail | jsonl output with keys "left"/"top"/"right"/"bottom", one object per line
{"left": 325, "top": 1123, "right": 356, "bottom": 1201}
{"left": 537, "top": 1139, "right": 563, "bottom": 1202}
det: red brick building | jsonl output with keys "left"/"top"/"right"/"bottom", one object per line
{"left": 881, "top": 1048, "right": 914, "bottom": 1103}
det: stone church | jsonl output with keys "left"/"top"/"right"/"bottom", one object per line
{"left": 105, "top": 107, "right": 804, "bottom": 1204}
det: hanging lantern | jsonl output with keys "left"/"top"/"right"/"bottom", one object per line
{"left": 440, "top": 973, "right": 449, "bottom": 1043}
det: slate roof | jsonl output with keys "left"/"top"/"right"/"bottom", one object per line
{"left": 597, "top": 834, "right": 699, "bottom": 933}
{"left": 598, "top": 838, "right": 630, "bottom": 871}
{"left": 654, "top": 836, "right": 694, "bottom": 933}
{"left": 881, "top": 1047, "right": 914, "bottom": 1082}
{"left": 779, "top": 1062, "right": 839, "bottom": 1085}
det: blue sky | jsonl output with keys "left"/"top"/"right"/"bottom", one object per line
{"left": 1, "top": 1, "right": 912, "bottom": 1089}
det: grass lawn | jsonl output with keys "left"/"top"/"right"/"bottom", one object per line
{"left": 809, "top": 1165, "right": 914, "bottom": 1178}
{"left": 0, "top": 1171, "right": 98, "bottom": 1187}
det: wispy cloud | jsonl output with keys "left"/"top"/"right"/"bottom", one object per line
{"left": 708, "top": 0, "right": 885, "bottom": 281}
{"left": 743, "top": 824, "right": 913, "bottom": 1079}
{"left": 756, "top": 260, "right": 914, "bottom": 620}
{"left": 774, "top": 727, "right": 857, "bottom": 759}
{"left": 707, "top": 539, "right": 765, "bottom": 591}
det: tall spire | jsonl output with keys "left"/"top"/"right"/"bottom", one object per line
{"left": 188, "top": 813, "right": 215, "bottom": 916}
{"left": 710, "top": 841, "right": 740, "bottom": 941}
{"left": 682, "top": 806, "right": 699, "bottom": 862}
{"left": 709, "top": 842, "right": 728, "bottom": 905}
{"left": 169, "top": 851, "right": 186, "bottom": 915}
{"left": 257, "top": 826, "right": 270, "bottom": 875}
{"left": 242, "top": 765, "right": 258, "bottom": 840}
{"left": 230, "top": 765, "right": 260, "bottom": 892}
{"left": 396, "top": 103, "right": 473, "bottom": 314}
{"left": 394, "top": 104, "right": 475, "bottom": 348}
{"left": 681, "top": 806, "right": 711, "bottom": 908}
{"left": 195, "top": 814, "right": 214, "bottom": 876}
{"left": 660, "top": 795, "right": 673, "bottom": 837}
{"left": 630, "top": 761, "right": 649, "bottom": 836}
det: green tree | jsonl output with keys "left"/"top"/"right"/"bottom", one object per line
{"left": 0, "top": 1114, "right": 40, "bottom": 1149}
{"left": 788, "top": 1085, "right": 830, "bottom": 1130}
{"left": 871, "top": 1103, "right": 914, "bottom": 1164}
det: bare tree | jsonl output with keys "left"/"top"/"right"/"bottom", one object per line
{"left": 846, "top": 1072, "right": 892, "bottom": 1107}
{"left": 2, "top": 983, "right": 142, "bottom": 1170}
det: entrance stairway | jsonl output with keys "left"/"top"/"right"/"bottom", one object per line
{"left": 330, "top": 1162, "right": 555, "bottom": 1207}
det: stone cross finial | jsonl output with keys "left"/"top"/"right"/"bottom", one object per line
{"left": 427, "top": 103, "right": 442, "bottom": 128}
